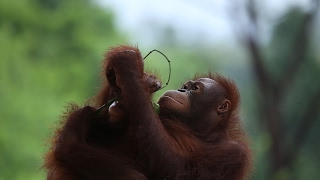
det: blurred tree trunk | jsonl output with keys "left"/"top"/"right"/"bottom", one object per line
{"left": 235, "top": 0, "right": 320, "bottom": 179}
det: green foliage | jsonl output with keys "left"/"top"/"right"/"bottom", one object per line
{"left": 0, "top": 0, "right": 126, "bottom": 179}
{"left": 267, "top": 7, "right": 313, "bottom": 80}
{"left": 251, "top": 7, "right": 320, "bottom": 180}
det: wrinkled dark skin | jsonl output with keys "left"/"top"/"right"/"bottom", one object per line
{"left": 158, "top": 78, "right": 230, "bottom": 128}
{"left": 44, "top": 46, "right": 253, "bottom": 180}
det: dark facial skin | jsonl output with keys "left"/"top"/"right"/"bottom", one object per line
{"left": 158, "top": 78, "right": 231, "bottom": 135}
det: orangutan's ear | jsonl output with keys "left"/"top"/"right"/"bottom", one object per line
{"left": 217, "top": 100, "right": 231, "bottom": 114}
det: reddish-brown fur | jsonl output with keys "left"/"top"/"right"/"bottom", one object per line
{"left": 44, "top": 45, "right": 253, "bottom": 179}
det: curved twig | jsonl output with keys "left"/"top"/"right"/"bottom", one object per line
{"left": 143, "top": 49, "right": 171, "bottom": 90}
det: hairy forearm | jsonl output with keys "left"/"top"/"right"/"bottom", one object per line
{"left": 120, "top": 79, "right": 181, "bottom": 174}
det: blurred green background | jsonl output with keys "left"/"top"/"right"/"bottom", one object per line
{"left": 1, "top": 0, "right": 319, "bottom": 179}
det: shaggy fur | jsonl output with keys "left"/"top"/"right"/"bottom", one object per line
{"left": 44, "top": 45, "right": 253, "bottom": 179}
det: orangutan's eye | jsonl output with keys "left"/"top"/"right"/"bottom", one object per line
{"left": 192, "top": 85, "right": 200, "bottom": 90}
{"left": 181, "top": 85, "right": 187, "bottom": 89}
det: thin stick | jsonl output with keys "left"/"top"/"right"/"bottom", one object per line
{"left": 143, "top": 49, "right": 171, "bottom": 90}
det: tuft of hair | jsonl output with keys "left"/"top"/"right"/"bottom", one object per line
{"left": 102, "top": 45, "right": 141, "bottom": 77}
{"left": 43, "top": 103, "right": 81, "bottom": 175}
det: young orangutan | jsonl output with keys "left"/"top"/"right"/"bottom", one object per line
{"left": 44, "top": 45, "right": 253, "bottom": 179}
